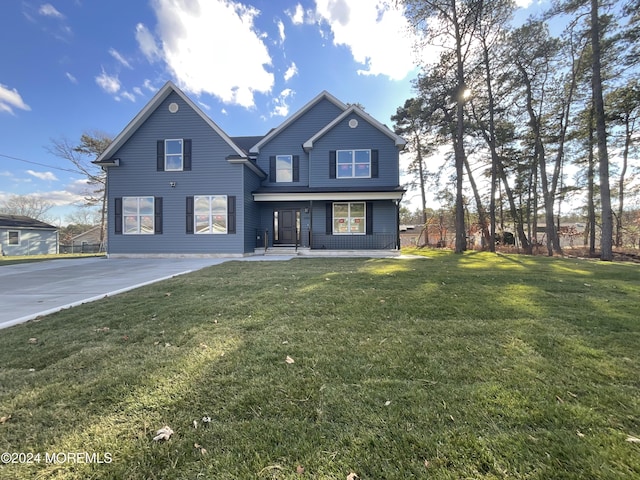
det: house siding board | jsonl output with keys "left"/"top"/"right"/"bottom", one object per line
{"left": 256, "top": 99, "right": 344, "bottom": 188}
{"left": 1, "top": 228, "right": 57, "bottom": 255}
{"left": 243, "top": 169, "right": 263, "bottom": 252}
{"left": 106, "top": 91, "right": 246, "bottom": 254}
{"left": 310, "top": 115, "right": 400, "bottom": 188}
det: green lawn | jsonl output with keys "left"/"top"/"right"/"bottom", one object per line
{"left": 0, "top": 249, "right": 639, "bottom": 479}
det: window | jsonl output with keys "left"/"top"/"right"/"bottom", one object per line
{"left": 165, "top": 139, "right": 184, "bottom": 171}
{"left": 276, "top": 155, "right": 293, "bottom": 182}
{"left": 333, "top": 202, "right": 365, "bottom": 234}
{"left": 8, "top": 231, "right": 20, "bottom": 245}
{"left": 337, "top": 149, "right": 370, "bottom": 178}
{"left": 194, "top": 195, "right": 227, "bottom": 234}
{"left": 123, "top": 196, "right": 155, "bottom": 234}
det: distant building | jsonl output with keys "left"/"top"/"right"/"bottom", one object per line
{"left": 0, "top": 215, "right": 58, "bottom": 256}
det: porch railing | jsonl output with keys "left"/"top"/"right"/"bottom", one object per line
{"left": 311, "top": 233, "right": 397, "bottom": 250}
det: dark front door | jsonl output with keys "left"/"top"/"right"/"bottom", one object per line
{"left": 275, "top": 209, "right": 299, "bottom": 245}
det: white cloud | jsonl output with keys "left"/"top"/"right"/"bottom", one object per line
{"left": 65, "top": 72, "right": 78, "bottom": 84}
{"left": 286, "top": 3, "right": 305, "bottom": 25}
{"left": 277, "top": 19, "right": 285, "bottom": 44}
{"left": 118, "top": 91, "right": 136, "bottom": 102}
{"left": 142, "top": 79, "right": 158, "bottom": 93}
{"left": 109, "top": 48, "right": 133, "bottom": 69}
{"left": 27, "top": 170, "right": 58, "bottom": 181}
{"left": 139, "top": 0, "right": 274, "bottom": 108}
{"left": 271, "top": 88, "right": 294, "bottom": 117}
{"left": 284, "top": 62, "right": 298, "bottom": 82}
{"left": 313, "top": 0, "right": 418, "bottom": 80}
{"left": 39, "top": 3, "right": 64, "bottom": 18}
{"left": 135, "top": 23, "right": 161, "bottom": 62}
{"left": 515, "top": 0, "right": 534, "bottom": 7}
{"left": 0, "top": 84, "right": 31, "bottom": 115}
{"left": 95, "top": 69, "right": 120, "bottom": 94}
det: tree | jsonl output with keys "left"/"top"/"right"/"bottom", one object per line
{"left": 48, "top": 131, "right": 112, "bottom": 247}
{"left": 402, "top": 0, "right": 483, "bottom": 253}
{"left": 0, "top": 195, "right": 54, "bottom": 221}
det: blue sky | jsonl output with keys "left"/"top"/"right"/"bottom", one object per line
{"left": 0, "top": 0, "right": 539, "bottom": 224}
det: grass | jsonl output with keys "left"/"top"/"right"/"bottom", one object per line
{"left": 0, "top": 248, "right": 639, "bottom": 479}
{"left": 0, "top": 253, "right": 105, "bottom": 266}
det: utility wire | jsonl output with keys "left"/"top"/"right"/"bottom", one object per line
{"left": 0, "top": 152, "right": 81, "bottom": 175}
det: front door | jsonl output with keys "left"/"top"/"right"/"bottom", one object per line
{"left": 274, "top": 209, "right": 299, "bottom": 245}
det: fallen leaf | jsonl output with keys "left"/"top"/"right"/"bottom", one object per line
{"left": 568, "top": 391, "right": 578, "bottom": 398}
{"left": 194, "top": 443, "right": 207, "bottom": 455}
{"left": 193, "top": 420, "right": 198, "bottom": 429}
{"left": 347, "top": 473, "right": 359, "bottom": 480}
{"left": 122, "top": 335, "right": 129, "bottom": 341}
{"left": 95, "top": 327, "right": 110, "bottom": 332}
{"left": 584, "top": 283, "right": 591, "bottom": 287}
{"left": 164, "top": 292, "right": 172, "bottom": 297}
{"left": 424, "top": 459, "right": 430, "bottom": 469}
{"left": 28, "top": 338, "right": 37, "bottom": 344}
{"left": 199, "top": 343, "right": 209, "bottom": 349}
{"left": 626, "top": 435, "right": 640, "bottom": 443}
{"left": 296, "top": 465, "right": 305, "bottom": 474}
{"left": 577, "top": 430, "right": 585, "bottom": 438}
{"left": 556, "top": 395, "right": 564, "bottom": 403}
{"left": 384, "top": 400, "right": 391, "bottom": 406}
{"left": 285, "top": 356, "right": 295, "bottom": 364}
{"left": 153, "top": 425, "right": 174, "bottom": 441}
{"left": 202, "top": 416, "right": 211, "bottom": 424}
{"left": 0, "top": 414, "right": 11, "bottom": 424}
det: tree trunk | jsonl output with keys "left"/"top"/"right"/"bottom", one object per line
{"left": 591, "top": 0, "right": 613, "bottom": 261}
{"left": 616, "top": 113, "right": 630, "bottom": 246}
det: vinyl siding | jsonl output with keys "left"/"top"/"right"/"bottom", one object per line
{"left": 310, "top": 114, "right": 400, "bottom": 188}
{"left": 256, "top": 98, "right": 344, "bottom": 188}
{"left": 106, "top": 91, "right": 247, "bottom": 255}
{"left": 0, "top": 228, "right": 58, "bottom": 255}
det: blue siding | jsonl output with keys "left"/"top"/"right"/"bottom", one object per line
{"left": 310, "top": 114, "right": 400, "bottom": 188}
{"left": 107, "top": 92, "right": 248, "bottom": 255}
{"left": 256, "top": 98, "right": 344, "bottom": 187}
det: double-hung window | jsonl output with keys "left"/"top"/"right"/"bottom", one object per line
{"left": 337, "top": 149, "right": 370, "bottom": 178}
{"left": 8, "top": 231, "right": 20, "bottom": 245}
{"left": 194, "top": 195, "right": 227, "bottom": 234}
{"left": 165, "top": 139, "right": 184, "bottom": 171}
{"left": 276, "top": 155, "right": 293, "bottom": 182}
{"left": 333, "top": 202, "right": 365, "bottom": 234}
{"left": 123, "top": 196, "right": 155, "bottom": 234}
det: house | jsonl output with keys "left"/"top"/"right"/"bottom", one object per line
{"left": 0, "top": 214, "right": 58, "bottom": 256}
{"left": 95, "top": 81, "right": 406, "bottom": 257}
{"left": 60, "top": 226, "right": 104, "bottom": 253}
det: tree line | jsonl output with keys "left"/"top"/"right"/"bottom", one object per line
{"left": 393, "top": 0, "right": 640, "bottom": 260}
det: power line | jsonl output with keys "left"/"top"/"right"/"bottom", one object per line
{"left": 0, "top": 152, "right": 82, "bottom": 175}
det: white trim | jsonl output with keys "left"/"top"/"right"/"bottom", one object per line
{"left": 164, "top": 138, "right": 184, "bottom": 171}
{"left": 96, "top": 81, "right": 246, "bottom": 163}
{"left": 249, "top": 91, "right": 348, "bottom": 154}
{"left": 253, "top": 191, "right": 404, "bottom": 201}
{"left": 7, "top": 230, "right": 21, "bottom": 245}
{"left": 303, "top": 106, "right": 407, "bottom": 151}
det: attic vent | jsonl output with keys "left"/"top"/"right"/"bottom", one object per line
{"left": 348, "top": 118, "right": 358, "bottom": 128}
{"left": 168, "top": 102, "right": 179, "bottom": 113}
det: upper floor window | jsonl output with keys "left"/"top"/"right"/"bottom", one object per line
{"left": 337, "top": 149, "right": 370, "bottom": 178}
{"left": 123, "top": 196, "right": 155, "bottom": 234}
{"left": 157, "top": 139, "right": 191, "bottom": 171}
{"left": 276, "top": 155, "right": 293, "bottom": 182}
{"left": 165, "top": 139, "right": 184, "bottom": 171}
{"left": 194, "top": 195, "right": 227, "bottom": 234}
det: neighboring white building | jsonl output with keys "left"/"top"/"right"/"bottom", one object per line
{"left": 0, "top": 215, "right": 58, "bottom": 256}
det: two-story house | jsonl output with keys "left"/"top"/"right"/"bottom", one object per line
{"left": 95, "top": 81, "right": 405, "bottom": 256}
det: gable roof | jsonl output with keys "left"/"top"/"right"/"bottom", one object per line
{"left": 0, "top": 214, "right": 56, "bottom": 230}
{"left": 249, "top": 91, "right": 348, "bottom": 154}
{"left": 303, "top": 106, "right": 406, "bottom": 152}
{"left": 95, "top": 81, "right": 246, "bottom": 164}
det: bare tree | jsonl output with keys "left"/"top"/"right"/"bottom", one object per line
{"left": 0, "top": 194, "right": 54, "bottom": 221}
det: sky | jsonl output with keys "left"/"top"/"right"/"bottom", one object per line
{"left": 0, "top": 0, "right": 541, "bottom": 225}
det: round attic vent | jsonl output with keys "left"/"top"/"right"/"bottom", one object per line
{"left": 348, "top": 118, "right": 358, "bottom": 128}
{"left": 168, "top": 102, "right": 179, "bottom": 113}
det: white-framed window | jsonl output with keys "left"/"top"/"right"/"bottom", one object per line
{"left": 123, "top": 196, "right": 155, "bottom": 234}
{"left": 195, "top": 195, "right": 228, "bottom": 234}
{"left": 8, "top": 230, "right": 20, "bottom": 245}
{"left": 333, "top": 202, "right": 366, "bottom": 235}
{"left": 165, "top": 139, "right": 184, "bottom": 171}
{"left": 337, "top": 149, "right": 371, "bottom": 178}
{"left": 276, "top": 155, "right": 293, "bottom": 182}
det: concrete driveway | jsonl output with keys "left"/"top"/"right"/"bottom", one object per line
{"left": 0, "top": 256, "right": 292, "bottom": 330}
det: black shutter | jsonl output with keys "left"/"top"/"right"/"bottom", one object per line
{"left": 154, "top": 197, "right": 163, "bottom": 234}
{"left": 227, "top": 196, "right": 236, "bottom": 234}
{"left": 371, "top": 150, "right": 379, "bottom": 178}
{"left": 157, "top": 140, "right": 165, "bottom": 171}
{"left": 326, "top": 203, "right": 333, "bottom": 235}
{"left": 114, "top": 197, "right": 123, "bottom": 234}
{"left": 293, "top": 155, "right": 300, "bottom": 182}
{"left": 186, "top": 196, "right": 194, "bottom": 234}
{"left": 183, "top": 139, "right": 192, "bottom": 171}
{"left": 366, "top": 202, "right": 373, "bottom": 235}
{"left": 269, "top": 156, "right": 276, "bottom": 182}
{"left": 329, "top": 150, "right": 336, "bottom": 179}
